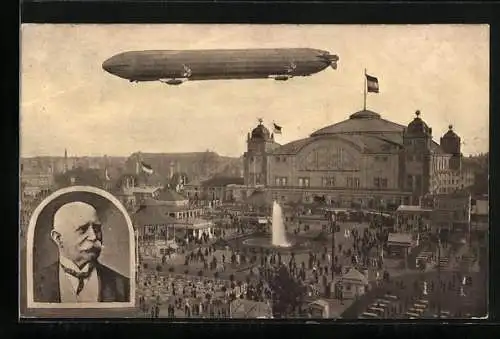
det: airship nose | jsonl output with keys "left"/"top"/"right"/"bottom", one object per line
{"left": 326, "top": 54, "right": 339, "bottom": 62}
{"left": 318, "top": 50, "right": 339, "bottom": 62}
{"left": 102, "top": 54, "right": 134, "bottom": 78}
{"left": 102, "top": 57, "right": 115, "bottom": 73}
{"left": 315, "top": 50, "right": 339, "bottom": 69}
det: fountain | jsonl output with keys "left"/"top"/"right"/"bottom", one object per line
{"left": 271, "top": 200, "right": 291, "bottom": 247}
{"left": 241, "top": 200, "right": 307, "bottom": 252}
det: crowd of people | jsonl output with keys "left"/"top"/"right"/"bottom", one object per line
{"left": 137, "top": 219, "right": 278, "bottom": 318}
{"left": 22, "top": 187, "right": 481, "bottom": 319}
{"left": 137, "top": 272, "right": 233, "bottom": 318}
{"left": 344, "top": 225, "right": 389, "bottom": 270}
{"left": 152, "top": 214, "right": 396, "bottom": 306}
{"left": 145, "top": 219, "right": 390, "bottom": 316}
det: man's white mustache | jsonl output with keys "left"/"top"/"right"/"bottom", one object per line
{"left": 81, "top": 240, "right": 103, "bottom": 251}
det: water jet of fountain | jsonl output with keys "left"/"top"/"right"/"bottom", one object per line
{"left": 271, "top": 200, "right": 291, "bottom": 247}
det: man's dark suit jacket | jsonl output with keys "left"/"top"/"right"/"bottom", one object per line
{"left": 33, "top": 261, "right": 130, "bottom": 303}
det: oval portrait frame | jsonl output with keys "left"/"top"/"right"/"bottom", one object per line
{"left": 25, "top": 185, "right": 136, "bottom": 309}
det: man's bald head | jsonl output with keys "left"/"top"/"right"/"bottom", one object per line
{"left": 53, "top": 201, "right": 98, "bottom": 233}
{"left": 51, "top": 201, "right": 103, "bottom": 268}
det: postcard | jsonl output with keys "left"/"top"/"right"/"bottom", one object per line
{"left": 20, "top": 24, "right": 489, "bottom": 319}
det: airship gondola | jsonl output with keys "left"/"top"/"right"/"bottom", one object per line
{"left": 102, "top": 48, "right": 339, "bottom": 85}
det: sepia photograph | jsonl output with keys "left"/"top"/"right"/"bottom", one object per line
{"left": 23, "top": 185, "right": 136, "bottom": 310}
{"left": 20, "top": 24, "right": 489, "bottom": 319}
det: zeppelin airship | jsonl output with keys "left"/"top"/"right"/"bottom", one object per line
{"left": 102, "top": 48, "right": 339, "bottom": 85}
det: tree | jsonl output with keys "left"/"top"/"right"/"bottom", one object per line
{"left": 266, "top": 265, "right": 306, "bottom": 318}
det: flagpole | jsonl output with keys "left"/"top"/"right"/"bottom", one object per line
{"left": 363, "top": 69, "right": 367, "bottom": 110}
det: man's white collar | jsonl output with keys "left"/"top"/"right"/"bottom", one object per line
{"left": 59, "top": 255, "right": 92, "bottom": 274}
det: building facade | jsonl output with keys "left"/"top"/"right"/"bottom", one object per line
{"left": 430, "top": 189, "right": 472, "bottom": 232}
{"left": 133, "top": 188, "right": 215, "bottom": 258}
{"left": 243, "top": 119, "right": 281, "bottom": 187}
{"left": 21, "top": 173, "right": 54, "bottom": 197}
{"left": 112, "top": 174, "right": 162, "bottom": 211}
{"left": 243, "top": 110, "right": 473, "bottom": 208}
{"left": 431, "top": 125, "right": 476, "bottom": 194}
{"left": 183, "top": 176, "right": 245, "bottom": 202}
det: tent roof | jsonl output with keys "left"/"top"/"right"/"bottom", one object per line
{"left": 388, "top": 233, "right": 413, "bottom": 244}
{"left": 202, "top": 176, "right": 244, "bottom": 187}
{"left": 133, "top": 205, "right": 178, "bottom": 227}
{"left": 341, "top": 268, "right": 368, "bottom": 285}
{"left": 309, "top": 299, "right": 330, "bottom": 308}
{"left": 123, "top": 185, "right": 162, "bottom": 195}
{"left": 396, "top": 205, "right": 432, "bottom": 212}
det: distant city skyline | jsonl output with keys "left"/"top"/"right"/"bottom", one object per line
{"left": 21, "top": 24, "right": 489, "bottom": 158}
{"left": 20, "top": 150, "right": 236, "bottom": 159}
{"left": 19, "top": 148, "right": 490, "bottom": 160}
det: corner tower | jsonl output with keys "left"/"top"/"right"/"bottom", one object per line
{"left": 440, "top": 125, "right": 462, "bottom": 171}
{"left": 402, "top": 110, "right": 433, "bottom": 202}
{"left": 243, "top": 119, "right": 279, "bottom": 186}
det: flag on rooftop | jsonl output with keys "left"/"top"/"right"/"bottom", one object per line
{"left": 273, "top": 123, "right": 282, "bottom": 134}
{"left": 366, "top": 74, "right": 379, "bottom": 93}
{"left": 141, "top": 161, "right": 154, "bottom": 175}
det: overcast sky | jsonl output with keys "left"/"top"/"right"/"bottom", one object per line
{"left": 21, "top": 24, "right": 489, "bottom": 158}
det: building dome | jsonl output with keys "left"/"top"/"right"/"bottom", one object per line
{"left": 349, "top": 109, "right": 381, "bottom": 120}
{"left": 440, "top": 124, "right": 461, "bottom": 155}
{"left": 442, "top": 125, "right": 460, "bottom": 139}
{"left": 407, "top": 110, "right": 431, "bottom": 135}
{"left": 251, "top": 121, "right": 271, "bottom": 140}
{"left": 311, "top": 109, "right": 404, "bottom": 136}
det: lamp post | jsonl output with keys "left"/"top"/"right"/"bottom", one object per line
{"left": 434, "top": 227, "right": 442, "bottom": 319}
{"left": 328, "top": 211, "right": 337, "bottom": 295}
{"left": 135, "top": 229, "right": 139, "bottom": 286}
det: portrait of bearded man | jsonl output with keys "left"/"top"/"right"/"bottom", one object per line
{"left": 33, "top": 201, "right": 130, "bottom": 303}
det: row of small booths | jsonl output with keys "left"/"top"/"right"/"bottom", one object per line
{"left": 133, "top": 198, "right": 217, "bottom": 258}
{"left": 308, "top": 268, "right": 371, "bottom": 319}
